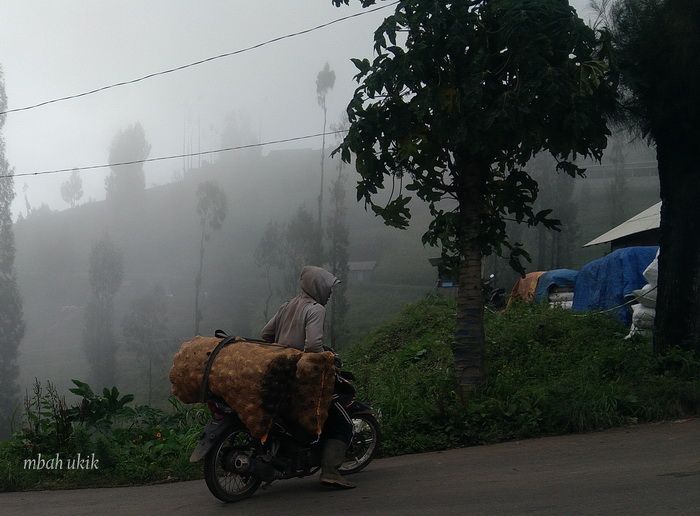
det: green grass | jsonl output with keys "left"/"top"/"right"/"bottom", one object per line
{"left": 346, "top": 296, "right": 700, "bottom": 455}
{"left": 342, "top": 282, "right": 434, "bottom": 348}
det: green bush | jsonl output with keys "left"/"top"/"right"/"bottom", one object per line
{"left": 0, "top": 379, "right": 207, "bottom": 492}
{"left": 346, "top": 296, "right": 700, "bottom": 455}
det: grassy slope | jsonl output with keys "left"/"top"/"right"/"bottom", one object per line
{"left": 346, "top": 296, "right": 700, "bottom": 455}
{"left": 4, "top": 296, "right": 697, "bottom": 492}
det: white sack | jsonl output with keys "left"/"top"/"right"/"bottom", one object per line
{"left": 643, "top": 250, "right": 660, "bottom": 286}
{"left": 632, "top": 284, "right": 657, "bottom": 308}
{"left": 625, "top": 325, "right": 652, "bottom": 340}
{"left": 549, "top": 291, "right": 575, "bottom": 303}
{"left": 549, "top": 300, "right": 573, "bottom": 310}
{"left": 632, "top": 304, "right": 656, "bottom": 330}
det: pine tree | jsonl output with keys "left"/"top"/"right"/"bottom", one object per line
{"left": 123, "top": 284, "right": 168, "bottom": 404}
{"left": 314, "top": 63, "right": 336, "bottom": 264}
{"left": 83, "top": 234, "right": 123, "bottom": 388}
{"left": 105, "top": 122, "right": 150, "bottom": 203}
{"left": 0, "top": 66, "right": 26, "bottom": 438}
{"left": 327, "top": 166, "right": 350, "bottom": 347}
{"left": 194, "top": 181, "right": 227, "bottom": 335}
{"left": 254, "top": 222, "right": 283, "bottom": 320}
{"left": 60, "top": 169, "right": 83, "bottom": 208}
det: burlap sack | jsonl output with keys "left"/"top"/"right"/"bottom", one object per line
{"left": 169, "top": 336, "right": 335, "bottom": 440}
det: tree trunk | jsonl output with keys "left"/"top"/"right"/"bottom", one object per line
{"left": 194, "top": 223, "right": 206, "bottom": 336}
{"left": 148, "top": 355, "right": 152, "bottom": 406}
{"left": 454, "top": 167, "right": 486, "bottom": 396}
{"left": 537, "top": 224, "right": 547, "bottom": 270}
{"left": 263, "top": 265, "right": 273, "bottom": 321}
{"left": 316, "top": 104, "right": 328, "bottom": 265}
{"left": 654, "top": 138, "right": 700, "bottom": 354}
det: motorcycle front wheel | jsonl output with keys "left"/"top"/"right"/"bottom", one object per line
{"left": 340, "top": 413, "right": 381, "bottom": 475}
{"left": 203, "top": 426, "right": 262, "bottom": 503}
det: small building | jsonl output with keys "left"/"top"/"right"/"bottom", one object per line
{"left": 584, "top": 202, "right": 660, "bottom": 251}
{"left": 348, "top": 261, "right": 377, "bottom": 283}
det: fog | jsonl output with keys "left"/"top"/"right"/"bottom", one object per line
{"left": 1, "top": 1, "right": 383, "bottom": 214}
{"left": 1, "top": 0, "right": 595, "bottom": 215}
{"left": 0, "top": 0, "right": 658, "bottom": 412}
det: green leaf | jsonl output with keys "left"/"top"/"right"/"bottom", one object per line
{"left": 350, "top": 58, "right": 371, "bottom": 76}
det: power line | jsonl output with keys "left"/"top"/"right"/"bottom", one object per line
{"left": 0, "top": 2, "right": 398, "bottom": 116}
{"left": 0, "top": 130, "right": 347, "bottom": 180}
{"left": 579, "top": 160, "right": 658, "bottom": 169}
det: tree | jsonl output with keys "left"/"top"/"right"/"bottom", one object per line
{"left": 282, "top": 206, "right": 317, "bottom": 299}
{"left": 528, "top": 154, "right": 578, "bottom": 269}
{"left": 327, "top": 164, "right": 350, "bottom": 347}
{"left": 84, "top": 234, "right": 124, "bottom": 388}
{"left": 219, "top": 110, "right": 260, "bottom": 162}
{"left": 61, "top": 168, "right": 83, "bottom": 208}
{"left": 23, "top": 183, "right": 31, "bottom": 216}
{"left": 606, "top": 132, "right": 628, "bottom": 226}
{"left": 601, "top": 0, "right": 700, "bottom": 354}
{"left": 105, "top": 122, "right": 150, "bottom": 203}
{"left": 315, "top": 62, "right": 336, "bottom": 264}
{"left": 194, "top": 181, "right": 227, "bottom": 335}
{"left": 0, "top": 66, "right": 26, "bottom": 438}
{"left": 122, "top": 284, "right": 169, "bottom": 404}
{"left": 254, "top": 222, "right": 283, "bottom": 320}
{"left": 332, "top": 0, "right": 615, "bottom": 392}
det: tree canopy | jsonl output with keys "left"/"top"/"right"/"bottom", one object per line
{"left": 105, "top": 122, "right": 150, "bottom": 202}
{"left": 604, "top": 0, "right": 700, "bottom": 353}
{"left": 333, "top": 0, "right": 617, "bottom": 389}
{"left": 194, "top": 180, "right": 227, "bottom": 334}
{"left": 89, "top": 234, "right": 124, "bottom": 302}
{"left": 334, "top": 0, "right": 616, "bottom": 272}
{"left": 0, "top": 65, "right": 25, "bottom": 437}
{"left": 60, "top": 169, "right": 83, "bottom": 208}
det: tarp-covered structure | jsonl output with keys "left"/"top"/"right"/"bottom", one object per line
{"left": 572, "top": 246, "right": 659, "bottom": 325}
{"left": 508, "top": 271, "right": 545, "bottom": 306}
{"left": 534, "top": 269, "right": 579, "bottom": 303}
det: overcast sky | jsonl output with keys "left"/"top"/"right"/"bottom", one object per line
{"left": 0, "top": 0, "right": 594, "bottom": 216}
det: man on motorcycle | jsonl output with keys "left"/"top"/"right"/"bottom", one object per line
{"left": 260, "top": 265, "right": 356, "bottom": 489}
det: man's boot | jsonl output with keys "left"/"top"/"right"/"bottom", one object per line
{"left": 319, "top": 439, "right": 356, "bottom": 489}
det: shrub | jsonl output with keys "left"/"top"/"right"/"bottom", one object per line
{"left": 346, "top": 296, "right": 700, "bottom": 455}
{"left": 0, "top": 380, "right": 207, "bottom": 492}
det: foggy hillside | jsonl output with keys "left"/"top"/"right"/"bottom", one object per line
{"left": 12, "top": 132, "right": 658, "bottom": 404}
{"left": 13, "top": 146, "right": 438, "bottom": 401}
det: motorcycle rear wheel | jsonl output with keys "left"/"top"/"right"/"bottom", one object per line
{"left": 203, "top": 426, "right": 262, "bottom": 503}
{"left": 340, "top": 413, "right": 381, "bottom": 475}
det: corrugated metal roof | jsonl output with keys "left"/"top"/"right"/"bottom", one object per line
{"left": 583, "top": 202, "right": 661, "bottom": 247}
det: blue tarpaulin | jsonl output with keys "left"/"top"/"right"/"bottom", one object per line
{"left": 572, "top": 246, "right": 658, "bottom": 325}
{"left": 534, "top": 269, "right": 579, "bottom": 303}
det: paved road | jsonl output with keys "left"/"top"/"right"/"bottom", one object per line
{"left": 3, "top": 419, "right": 699, "bottom": 515}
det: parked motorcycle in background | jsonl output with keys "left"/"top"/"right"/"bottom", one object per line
{"left": 483, "top": 273, "right": 507, "bottom": 311}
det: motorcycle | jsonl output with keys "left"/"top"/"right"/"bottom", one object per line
{"left": 189, "top": 347, "right": 381, "bottom": 503}
{"left": 483, "top": 273, "right": 507, "bottom": 311}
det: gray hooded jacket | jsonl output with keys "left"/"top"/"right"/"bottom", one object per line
{"left": 260, "top": 266, "right": 338, "bottom": 352}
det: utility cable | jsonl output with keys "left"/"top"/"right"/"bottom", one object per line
{"left": 0, "top": 1, "right": 398, "bottom": 116}
{"left": 0, "top": 130, "right": 347, "bottom": 179}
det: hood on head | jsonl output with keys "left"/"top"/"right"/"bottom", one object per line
{"left": 300, "top": 266, "right": 338, "bottom": 306}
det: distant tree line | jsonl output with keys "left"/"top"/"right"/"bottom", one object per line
{"left": 0, "top": 65, "right": 26, "bottom": 438}
{"left": 254, "top": 98, "right": 351, "bottom": 347}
